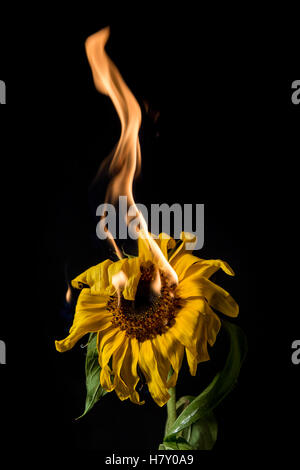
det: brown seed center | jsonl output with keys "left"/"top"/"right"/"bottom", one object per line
{"left": 107, "top": 262, "right": 181, "bottom": 342}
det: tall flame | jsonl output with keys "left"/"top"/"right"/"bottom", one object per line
{"left": 85, "top": 27, "right": 141, "bottom": 207}
{"left": 85, "top": 27, "right": 178, "bottom": 286}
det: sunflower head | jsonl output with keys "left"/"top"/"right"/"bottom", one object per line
{"left": 55, "top": 232, "right": 239, "bottom": 407}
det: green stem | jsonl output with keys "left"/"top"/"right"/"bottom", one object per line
{"left": 166, "top": 366, "right": 177, "bottom": 435}
{"left": 166, "top": 385, "right": 177, "bottom": 433}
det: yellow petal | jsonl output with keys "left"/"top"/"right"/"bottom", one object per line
{"left": 97, "top": 326, "right": 122, "bottom": 365}
{"left": 176, "top": 258, "right": 235, "bottom": 299}
{"left": 113, "top": 338, "right": 144, "bottom": 405}
{"left": 112, "top": 338, "right": 131, "bottom": 400}
{"left": 100, "top": 330, "right": 126, "bottom": 369}
{"left": 183, "top": 258, "right": 235, "bottom": 281}
{"left": 155, "top": 233, "right": 176, "bottom": 260}
{"left": 185, "top": 348, "right": 198, "bottom": 376}
{"left": 176, "top": 277, "right": 206, "bottom": 299}
{"left": 100, "top": 364, "right": 115, "bottom": 392}
{"left": 71, "top": 256, "right": 144, "bottom": 301}
{"left": 204, "top": 302, "right": 222, "bottom": 346}
{"left": 197, "top": 258, "right": 235, "bottom": 278}
{"left": 71, "top": 259, "right": 113, "bottom": 293}
{"left": 112, "top": 336, "right": 129, "bottom": 379}
{"left": 105, "top": 257, "right": 142, "bottom": 301}
{"left": 55, "top": 289, "right": 111, "bottom": 352}
{"left": 171, "top": 298, "right": 221, "bottom": 376}
{"left": 168, "top": 232, "right": 197, "bottom": 263}
{"left": 138, "top": 340, "right": 170, "bottom": 407}
{"left": 128, "top": 390, "right": 144, "bottom": 405}
{"left": 193, "top": 316, "right": 210, "bottom": 363}
{"left": 97, "top": 329, "right": 126, "bottom": 393}
{"left": 169, "top": 298, "right": 206, "bottom": 356}
{"left": 153, "top": 332, "right": 184, "bottom": 388}
{"left": 171, "top": 253, "right": 202, "bottom": 282}
{"left": 170, "top": 232, "right": 235, "bottom": 283}
{"left": 151, "top": 340, "right": 172, "bottom": 389}
{"left": 122, "top": 257, "right": 142, "bottom": 300}
{"left": 114, "top": 376, "right": 130, "bottom": 401}
{"left": 106, "top": 258, "right": 130, "bottom": 296}
{"left": 180, "top": 231, "right": 197, "bottom": 247}
{"left": 199, "top": 278, "right": 239, "bottom": 317}
{"left": 184, "top": 310, "right": 212, "bottom": 375}
{"left": 118, "top": 337, "right": 140, "bottom": 393}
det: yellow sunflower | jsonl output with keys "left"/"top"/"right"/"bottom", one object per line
{"left": 55, "top": 232, "right": 239, "bottom": 407}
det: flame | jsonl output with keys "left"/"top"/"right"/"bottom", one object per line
{"left": 85, "top": 27, "right": 141, "bottom": 208}
{"left": 112, "top": 270, "right": 128, "bottom": 291}
{"left": 101, "top": 224, "right": 124, "bottom": 260}
{"left": 138, "top": 220, "right": 178, "bottom": 286}
{"left": 65, "top": 285, "right": 72, "bottom": 304}
{"left": 85, "top": 27, "right": 178, "bottom": 286}
{"left": 112, "top": 270, "right": 128, "bottom": 306}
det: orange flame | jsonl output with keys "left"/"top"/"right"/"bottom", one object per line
{"left": 65, "top": 285, "right": 72, "bottom": 303}
{"left": 112, "top": 270, "right": 128, "bottom": 306}
{"left": 85, "top": 27, "right": 178, "bottom": 286}
{"left": 85, "top": 27, "right": 141, "bottom": 208}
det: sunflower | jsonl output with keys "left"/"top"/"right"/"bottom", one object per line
{"left": 55, "top": 232, "right": 239, "bottom": 407}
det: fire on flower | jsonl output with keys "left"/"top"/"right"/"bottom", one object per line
{"left": 56, "top": 232, "right": 239, "bottom": 406}
{"left": 55, "top": 27, "right": 239, "bottom": 408}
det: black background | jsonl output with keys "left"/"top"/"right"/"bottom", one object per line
{"left": 0, "top": 7, "right": 299, "bottom": 460}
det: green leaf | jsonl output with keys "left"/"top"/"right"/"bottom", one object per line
{"left": 165, "top": 320, "right": 247, "bottom": 439}
{"left": 176, "top": 395, "right": 195, "bottom": 415}
{"left": 188, "top": 411, "right": 218, "bottom": 450}
{"left": 164, "top": 397, "right": 217, "bottom": 449}
{"left": 162, "top": 436, "right": 194, "bottom": 450}
{"left": 175, "top": 395, "right": 196, "bottom": 441}
{"left": 76, "top": 333, "right": 107, "bottom": 419}
{"left": 164, "top": 397, "right": 218, "bottom": 449}
{"left": 158, "top": 444, "right": 166, "bottom": 450}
